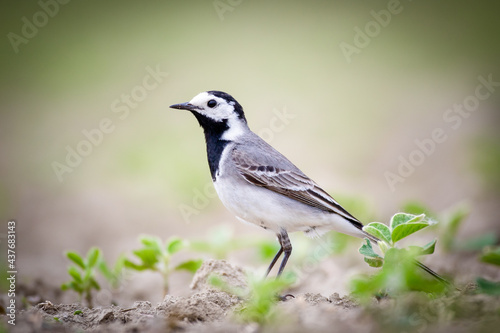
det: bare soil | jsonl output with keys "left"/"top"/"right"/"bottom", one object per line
{"left": 2, "top": 259, "right": 500, "bottom": 333}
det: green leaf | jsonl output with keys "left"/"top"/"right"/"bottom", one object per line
{"left": 68, "top": 266, "right": 83, "bottom": 283}
{"left": 350, "top": 272, "right": 386, "bottom": 302}
{"left": 114, "top": 254, "right": 127, "bottom": 272}
{"left": 72, "top": 282, "right": 84, "bottom": 293}
{"left": 89, "top": 277, "right": 101, "bottom": 290}
{"left": 390, "top": 213, "right": 425, "bottom": 230}
{"left": 74, "top": 310, "right": 83, "bottom": 315}
{"left": 86, "top": 247, "right": 101, "bottom": 268}
{"left": 140, "top": 236, "right": 163, "bottom": 254}
{"left": 420, "top": 239, "right": 437, "bottom": 255}
{"left": 446, "top": 205, "right": 468, "bottom": 236}
{"left": 133, "top": 248, "right": 159, "bottom": 267}
{"left": 408, "top": 239, "right": 437, "bottom": 256}
{"left": 480, "top": 247, "right": 500, "bottom": 267}
{"left": 83, "top": 266, "right": 94, "bottom": 282}
{"left": 442, "top": 205, "right": 469, "bottom": 250}
{"left": 363, "top": 222, "right": 391, "bottom": 244}
{"left": 99, "top": 255, "right": 126, "bottom": 288}
{"left": 391, "top": 222, "right": 429, "bottom": 243}
{"left": 364, "top": 257, "right": 384, "bottom": 267}
{"left": 235, "top": 276, "right": 294, "bottom": 324}
{"left": 123, "top": 259, "right": 149, "bottom": 271}
{"left": 98, "top": 260, "right": 114, "bottom": 281}
{"left": 66, "top": 252, "right": 86, "bottom": 269}
{"left": 359, "top": 239, "right": 382, "bottom": 259}
{"left": 167, "top": 237, "right": 184, "bottom": 254}
{"left": 476, "top": 277, "right": 500, "bottom": 295}
{"left": 174, "top": 259, "right": 203, "bottom": 273}
{"left": 65, "top": 281, "right": 83, "bottom": 293}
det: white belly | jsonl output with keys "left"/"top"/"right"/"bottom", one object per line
{"left": 213, "top": 175, "right": 364, "bottom": 238}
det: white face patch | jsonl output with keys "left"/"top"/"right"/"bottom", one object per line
{"left": 221, "top": 116, "right": 247, "bottom": 141}
{"left": 188, "top": 92, "right": 238, "bottom": 123}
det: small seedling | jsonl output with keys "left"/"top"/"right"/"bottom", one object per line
{"left": 476, "top": 246, "right": 500, "bottom": 295}
{"left": 360, "top": 212, "right": 438, "bottom": 267}
{"left": 476, "top": 277, "right": 500, "bottom": 295}
{"left": 351, "top": 213, "right": 447, "bottom": 301}
{"left": 98, "top": 254, "right": 127, "bottom": 290}
{"left": 61, "top": 247, "right": 102, "bottom": 308}
{"left": 210, "top": 273, "right": 294, "bottom": 324}
{"left": 480, "top": 246, "right": 500, "bottom": 266}
{"left": 236, "top": 276, "right": 294, "bottom": 324}
{"left": 124, "top": 235, "right": 202, "bottom": 295}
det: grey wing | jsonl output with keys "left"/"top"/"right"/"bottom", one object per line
{"left": 231, "top": 147, "right": 364, "bottom": 229}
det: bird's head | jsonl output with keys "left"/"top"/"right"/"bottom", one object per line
{"left": 170, "top": 91, "right": 247, "bottom": 124}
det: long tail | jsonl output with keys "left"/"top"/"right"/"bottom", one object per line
{"left": 414, "top": 260, "right": 450, "bottom": 285}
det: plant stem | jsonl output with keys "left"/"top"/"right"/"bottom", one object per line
{"left": 85, "top": 290, "right": 93, "bottom": 308}
{"left": 162, "top": 256, "right": 170, "bottom": 296}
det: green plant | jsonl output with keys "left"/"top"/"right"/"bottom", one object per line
{"left": 476, "top": 278, "right": 500, "bottom": 295}
{"left": 61, "top": 247, "right": 102, "bottom": 307}
{"left": 236, "top": 277, "right": 293, "bottom": 324}
{"left": 98, "top": 254, "right": 127, "bottom": 289}
{"left": 351, "top": 213, "right": 448, "bottom": 301}
{"left": 123, "top": 235, "right": 202, "bottom": 295}
{"left": 210, "top": 273, "right": 294, "bottom": 324}
{"left": 361, "top": 213, "right": 438, "bottom": 265}
{"left": 480, "top": 246, "right": 500, "bottom": 266}
{"left": 476, "top": 246, "right": 500, "bottom": 295}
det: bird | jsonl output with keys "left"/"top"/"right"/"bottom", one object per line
{"left": 170, "top": 90, "right": 446, "bottom": 282}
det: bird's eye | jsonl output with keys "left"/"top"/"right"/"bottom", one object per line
{"left": 207, "top": 100, "right": 217, "bottom": 108}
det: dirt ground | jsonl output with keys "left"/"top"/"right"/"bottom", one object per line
{"left": 2, "top": 258, "right": 500, "bottom": 333}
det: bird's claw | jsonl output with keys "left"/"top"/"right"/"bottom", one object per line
{"left": 278, "top": 293, "right": 295, "bottom": 301}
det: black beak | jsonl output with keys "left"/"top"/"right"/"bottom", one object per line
{"left": 169, "top": 102, "right": 200, "bottom": 111}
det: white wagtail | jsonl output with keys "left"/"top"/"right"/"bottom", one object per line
{"left": 170, "top": 91, "right": 445, "bottom": 282}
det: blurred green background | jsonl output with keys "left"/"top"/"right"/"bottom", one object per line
{"left": 1, "top": 0, "right": 499, "bottom": 299}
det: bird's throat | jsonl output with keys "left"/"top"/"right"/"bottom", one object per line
{"left": 191, "top": 112, "right": 231, "bottom": 181}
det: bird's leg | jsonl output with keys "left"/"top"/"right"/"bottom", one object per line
{"left": 276, "top": 229, "right": 292, "bottom": 276}
{"left": 268, "top": 230, "right": 294, "bottom": 301}
{"left": 264, "top": 243, "right": 283, "bottom": 278}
